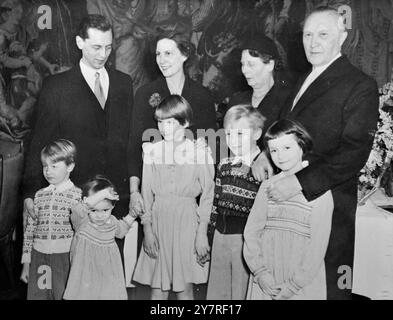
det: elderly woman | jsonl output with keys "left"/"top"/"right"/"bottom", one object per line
{"left": 227, "top": 34, "right": 293, "bottom": 142}
{"left": 129, "top": 26, "right": 217, "bottom": 216}
{"left": 205, "top": 35, "right": 295, "bottom": 246}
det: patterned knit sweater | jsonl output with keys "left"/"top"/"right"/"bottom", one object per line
{"left": 22, "top": 180, "right": 82, "bottom": 263}
{"left": 211, "top": 156, "right": 262, "bottom": 235}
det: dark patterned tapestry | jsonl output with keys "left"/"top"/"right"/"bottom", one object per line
{"left": 0, "top": 0, "right": 392, "bottom": 135}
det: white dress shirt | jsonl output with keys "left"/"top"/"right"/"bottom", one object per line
{"left": 79, "top": 60, "right": 109, "bottom": 100}
{"left": 292, "top": 53, "right": 342, "bottom": 110}
{"left": 45, "top": 179, "right": 75, "bottom": 193}
{"left": 231, "top": 146, "right": 261, "bottom": 167}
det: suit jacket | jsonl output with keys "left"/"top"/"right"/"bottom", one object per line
{"left": 23, "top": 65, "right": 134, "bottom": 218}
{"left": 129, "top": 76, "right": 217, "bottom": 179}
{"left": 281, "top": 55, "right": 379, "bottom": 299}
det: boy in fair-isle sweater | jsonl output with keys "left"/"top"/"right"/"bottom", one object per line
{"left": 207, "top": 105, "right": 265, "bottom": 300}
{"left": 20, "top": 139, "right": 81, "bottom": 300}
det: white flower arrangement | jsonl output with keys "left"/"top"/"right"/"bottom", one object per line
{"left": 358, "top": 81, "right": 393, "bottom": 202}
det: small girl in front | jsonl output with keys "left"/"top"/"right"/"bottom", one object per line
{"left": 63, "top": 175, "right": 135, "bottom": 300}
{"left": 243, "top": 119, "right": 334, "bottom": 300}
{"left": 133, "top": 94, "right": 215, "bottom": 300}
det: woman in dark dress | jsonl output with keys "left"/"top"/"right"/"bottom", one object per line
{"left": 129, "top": 27, "right": 217, "bottom": 216}
{"left": 227, "top": 34, "right": 293, "bottom": 147}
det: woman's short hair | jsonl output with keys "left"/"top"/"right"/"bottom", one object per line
{"left": 41, "top": 139, "right": 77, "bottom": 165}
{"left": 154, "top": 94, "right": 193, "bottom": 127}
{"left": 264, "top": 119, "right": 313, "bottom": 154}
{"left": 247, "top": 49, "right": 276, "bottom": 66}
{"left": 223, "top": 104, "right": 265, "bottom": 131}
{"left": 77, "top": 14, "right": 112, "bottom": 40}
{"left": 82, "top": 174, "right": 117, "bottom": 205}
{"left": 241, "top": 34, "right": 281, "bottom": 70}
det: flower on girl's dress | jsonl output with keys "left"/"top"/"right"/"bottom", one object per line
{"left": 149, "top": 93, "right": 161, "bottom": 108}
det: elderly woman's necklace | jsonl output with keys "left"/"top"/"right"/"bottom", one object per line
{"left": 252, "top": 81, "right": 274, "bottom": 108}
{"left": 251, "top": 91, "right": 267, "bottom": 108}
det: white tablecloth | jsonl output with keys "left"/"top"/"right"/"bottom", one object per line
{"left": 352, "top": 200, "right": 393, "bottom": 299}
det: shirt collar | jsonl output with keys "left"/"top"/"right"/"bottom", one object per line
{"left": 311, "top": 52, "right": 342, "bottom": 75}
{"left": 232, "top": 147, "right": 261, "bottom": 167}
{"left": 44, "top": 179, "right": 74, "bottom": 193}
{"left": 79, "top": 59, "right": 106, "bottom": 78}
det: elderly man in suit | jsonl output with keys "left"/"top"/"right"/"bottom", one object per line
{"left": 23, "top": 14, "right": 134, "bottom": 229}
{"left": 254, "top": 7, "right": 379, "bottom": 299}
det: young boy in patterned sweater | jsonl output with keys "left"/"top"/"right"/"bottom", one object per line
{"left": 20, "top": 139, "right": 81, "bottom": 300}
{"left": 207, "top": 105, "right": 265, "bottom": 300}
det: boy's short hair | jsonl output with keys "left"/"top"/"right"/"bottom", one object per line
{"left": 154, "top": 94, "right": 193, "bottom": 127}
{"left": 264, "top": 119, "right": 313, "bottom": 154}
{"left": 223, "top": 104, "right": 265, "bottom": 131}
{"left": 41, "top": 139, "right": 77, "bottom": 165}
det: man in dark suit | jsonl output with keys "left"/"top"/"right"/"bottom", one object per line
{"left": 23, "top": 15, "right": 134, "bottom": 224}
{"left": 264, "top": 8, "right": 379, "bottom": 299}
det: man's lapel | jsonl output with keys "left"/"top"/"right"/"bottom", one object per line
{"left": 281, "top": 71, "right": 310, "bottom": 117}
{"left": 106, "top": 69, "right": 116, "bottom": 111}
{"left": 74, "top": 65, "right": 106, "bottom": 132}
{"left": 290, "top": 55, "right": 349, "bottom": 117}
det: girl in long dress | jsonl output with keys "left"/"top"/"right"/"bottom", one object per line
{"left": 64, "top": 175, "right": 135, "bottom": 300}
{"left": 243, "top": 119, "right": 334, "bottom": 300}
{"left": 133, "top": 95, "right": 215, "bottom": 300}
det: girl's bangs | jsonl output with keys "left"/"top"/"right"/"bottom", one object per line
{"left": 154, "top": 107, "right": 173, "bottom": 121}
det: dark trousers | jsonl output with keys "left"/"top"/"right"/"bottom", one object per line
{"left": 325, "top": 184, "right": 357, "bottom": 300}
{"left": 27, "top": 249, "right": 70, "bottom": 300}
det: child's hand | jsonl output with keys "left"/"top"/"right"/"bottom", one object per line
{"left": 195, "top": 232, "right": 210, "bottom": 265}
{"left": 271, "top": 283, "right": 295, "bottom": 300}
{"left": 196, "top": 252, "right": 210, "bottom": 267}
{"left": 83, "top": 187, "right": 119, "bottom": 208}
{"left": 129, "top": 207, "right": 140, "bottom": 218}
{"left": 143, "top": 229, "right": 159, "bottom": 259}
{"left": 20, "top": 263, "right": 30, "bottom": 284}
{"left": 92, "top": 187, "right": 119, "bottom": 202}
{"left": 101, "top": 187, "right": 119, "bottom": 201}
{"left": 256, "top": 272, "right": 279, "bottom": 297}
{"left": 129, "top": 191, "right": 144, "bottom": 218}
